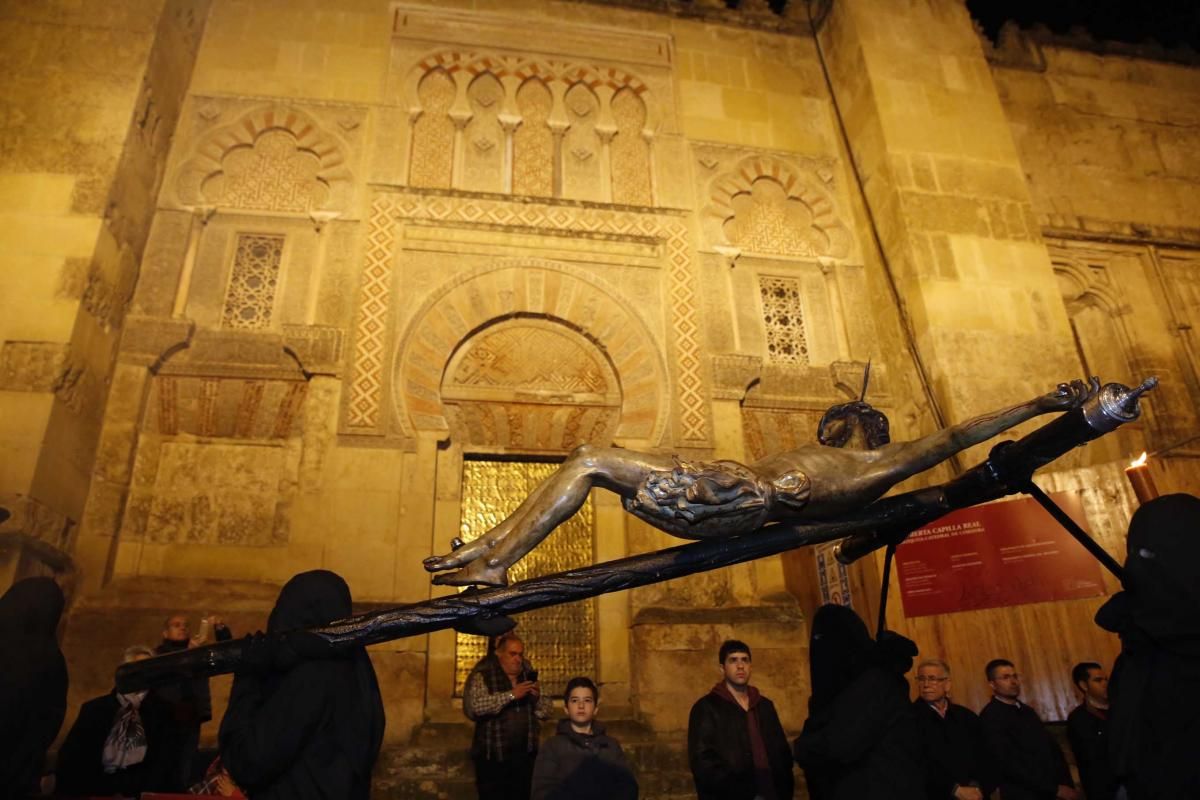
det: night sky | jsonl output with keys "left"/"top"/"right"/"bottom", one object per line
{"left": 966, "top": 0, "right": 1200, "bottom": 51}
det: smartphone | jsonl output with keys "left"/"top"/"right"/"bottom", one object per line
{"left": 525, "top": 668, "right": 539, "bottom": 683}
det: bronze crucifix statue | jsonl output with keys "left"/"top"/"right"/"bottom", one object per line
{"left": 425, "top": 377, "right": 1110, "bottom": 587}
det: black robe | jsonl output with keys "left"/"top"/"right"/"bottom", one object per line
{"left": 55, "top": 690, "right": 176, "bottom": 796}
{"left": 219, "top": 569, "right": 385, "bottom": 800}
{"left": 912, "top": 699, "right": 996, "bottom": 799}
{"left": 978, "top": 698, "right": 1072, "bottom": 800}
{"left": 1095, "top": 493, "right": 1200, "bottom": 800}
{"left": 1065, "top": 704, "right": 1117, "bottom": 800}
{"left": 792, "top": 604, "right": 925, "bottom": 800}
{"left": 0, "top": 577, "right": 68, "bottom": 800}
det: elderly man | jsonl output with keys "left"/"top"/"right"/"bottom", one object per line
{"left": 912, "top": 659, "right": 996, "bottom": 800}
{"left": 464, "top": 633, "right": 554, "bottom": 800}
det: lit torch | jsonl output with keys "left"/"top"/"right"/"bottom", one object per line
{"left": 1124, "top": 451, "right": 1159, "bottom": 505}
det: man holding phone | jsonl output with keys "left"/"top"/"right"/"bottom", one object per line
{"left": 464, "top": 632, "right": 554, "bottom": 799}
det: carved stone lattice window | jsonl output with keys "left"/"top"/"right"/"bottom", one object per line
{"left": 222, "top": 234, "right": 284, "bottom": 330}
{"left": 513, "top": 78, "right": 554, "bottom": 197}
{"left": 410, "top": 68, "right": 456, "bottom": 189}
{"left": 759, "top": 275, "right": 809, "bottom": 364}
{"left": 610, "top": 88, "right": 651, "bottom": 205}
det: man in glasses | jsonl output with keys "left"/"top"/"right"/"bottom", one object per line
{"left": 912, "top": 659, "right": 996, "bottom": 800}
{"left": 978, "top": 659, "right": 1077, "bottom": 800}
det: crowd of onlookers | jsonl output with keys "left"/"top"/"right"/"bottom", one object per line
{"left": 0, "top": 493, "right": 1196, "bottom": 799}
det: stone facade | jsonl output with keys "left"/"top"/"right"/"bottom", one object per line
{"left": 2, "top": 0, "right": 1199, "bottom": 786}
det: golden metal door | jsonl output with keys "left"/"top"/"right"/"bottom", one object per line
{"left": 454, "top": 459, "right": 596, "bottom": 698}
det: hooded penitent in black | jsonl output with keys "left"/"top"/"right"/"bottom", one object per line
{"left": 219, "top": 570, "right": 385, "bottom": 799}
{"left": 793, "top": 604, "right": 925, "bottom": 800}
{"left": 1095, "top": 493, "right": 1200, "bottom": 800}
{"left": 0, "top": 577, "right": 68, "bottom": 800}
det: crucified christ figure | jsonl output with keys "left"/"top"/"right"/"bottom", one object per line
{"left": 424, "top": 377, "right": 1101, "bottom": 587}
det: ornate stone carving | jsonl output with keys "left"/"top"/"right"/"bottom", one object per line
{"left": 610, "top": 88, "right": 652, "bottom": 206}
{"left": 513, "top": 78, "right": 555, "bottom": 197}
{"left": 203, "top": 130, "right": 327, "bottom": 212}
{"left": 759, "top": 275, "right": 810, "bottom": 364}
{"left": 562, "top": 83, "right": 603, "bottom": 201}
{"left": 694, "top": 145, "right": 854, "bottom": 260}
{"left": 221, "top": 233, "right": 285, "bottom": 330}
{"left": 463, "top": 72, "right": 506, "bottom": 192}
{"left": 346, "top": 196, "right": 398, "bottom": 429}
{"left": 348, "top": 191, "right": 707, "bottom": 443}
{"left": 172, "top": 101, "right": 359, "bottom": 213}
{"left": 0, "top": 342, "right": 69, "bottom": 393}
{"left": 410, "top": 68, "right": 457, "bottom": 189}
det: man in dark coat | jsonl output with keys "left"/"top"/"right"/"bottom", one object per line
{"left": 0, "top": 576, "right": 68, "bottom": 799}
{"left": 531, "top": 676, "right": 637, "bottom": 800}
{"left": 153, "top": 612, "right": 232, "bottom": 786}
{"left": 1095, "top": 493, "right": 1200, "bottom": 799}
{"left": 219, "top": 570, "right": 386, "bottom": 799}
{"left": 1065, "top": 661, "right": 1116, "bottom": 800}
{"left": 912, "top": 658, "right": 996, "bottom": 800}
{"left": 688, "top": 639, "right": 794, "bottom": 800}
{"left": 978, "top": 659, "right": 1076, "bottom": 800}
{"left": 792, "top": 604, "right": 924, "bottom": 800}
{"left": 56, "top": 645, "right": 177, "bottom": 796}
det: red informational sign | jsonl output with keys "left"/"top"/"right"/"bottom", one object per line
{"left": 896, "top": 491, "right": 1107, "bottom": 618}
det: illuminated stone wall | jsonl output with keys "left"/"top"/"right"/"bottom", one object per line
{"left": 1, "top": 0, "right": 1197, "bottom": 756}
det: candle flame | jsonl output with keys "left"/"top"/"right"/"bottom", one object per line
{"left": 1129, "top": 451, "right": 1148, "bottom": 468}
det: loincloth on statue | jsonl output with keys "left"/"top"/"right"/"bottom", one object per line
{"left": 622, "top": 458, "right": 811, "bottom": 538}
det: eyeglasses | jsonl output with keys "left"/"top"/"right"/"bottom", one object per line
{"left": 916, "top": 676, "right": 948, "bottom": 684}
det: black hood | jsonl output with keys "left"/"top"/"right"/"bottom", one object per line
{"left": 1099, "top": 493, "right": 1200, "bottom": 649}
{"left": 267, "top": 569, "right": 353, "bottom": 634}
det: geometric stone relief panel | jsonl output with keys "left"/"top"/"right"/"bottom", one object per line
{"left": 610, "top": 87, "right": 652, "bottom": 206}
{"left": 133, "top": 441, "right": 291, "bottom": 546}
{"left": 693, "top": 143, "right": 854, "bottom": 261}
{"left": 410, "top": 68, "right": 457, "bottom": 189}
{"left": 149, "top": 376, "right": 308, "bottom": 439}
{"left": 348, "top": 191, "right": 705, "bottom": 445}
{"left": 513, "top": 78, "right": 555, "bottom": 197}
{"left": 170, "top": 98, "right": 364, "bottom": 213}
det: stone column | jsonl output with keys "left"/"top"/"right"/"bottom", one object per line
{"left": 818, "top": 0, "right": 1079, "bottom": 447}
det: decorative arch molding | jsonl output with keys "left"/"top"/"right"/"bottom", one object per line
{"left": 173, "top": 104, "right": 355, "bottom": 213}
{"left": 1052, "top": 258, "right": 1128, "bottom": 317}
{"left": 402, "top": 48, "right": 660, "bottom": 134}
{"left": 698, "top": 151, "right": 853, "bottom": 260}
{"left": 391, "top": 259, "right": 670, "bottom": 445}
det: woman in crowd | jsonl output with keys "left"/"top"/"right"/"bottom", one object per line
{"left": 532, "top": 676, "right": 637, "bottom": 800}
{"left": 0, "top": 576, "right": 68, "bottom": 799}
{"left": 56, "top": 645, "right": 177, "bottom": 796}
{"left": 219, "top": 569, "right": 385, "bottom": 799}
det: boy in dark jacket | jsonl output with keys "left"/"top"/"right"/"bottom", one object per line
{"left": 688, "top": 640, "right": 794, "bottom": 800}
{"left": 531, "top": 676, "right": 637, "bottom": 800}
